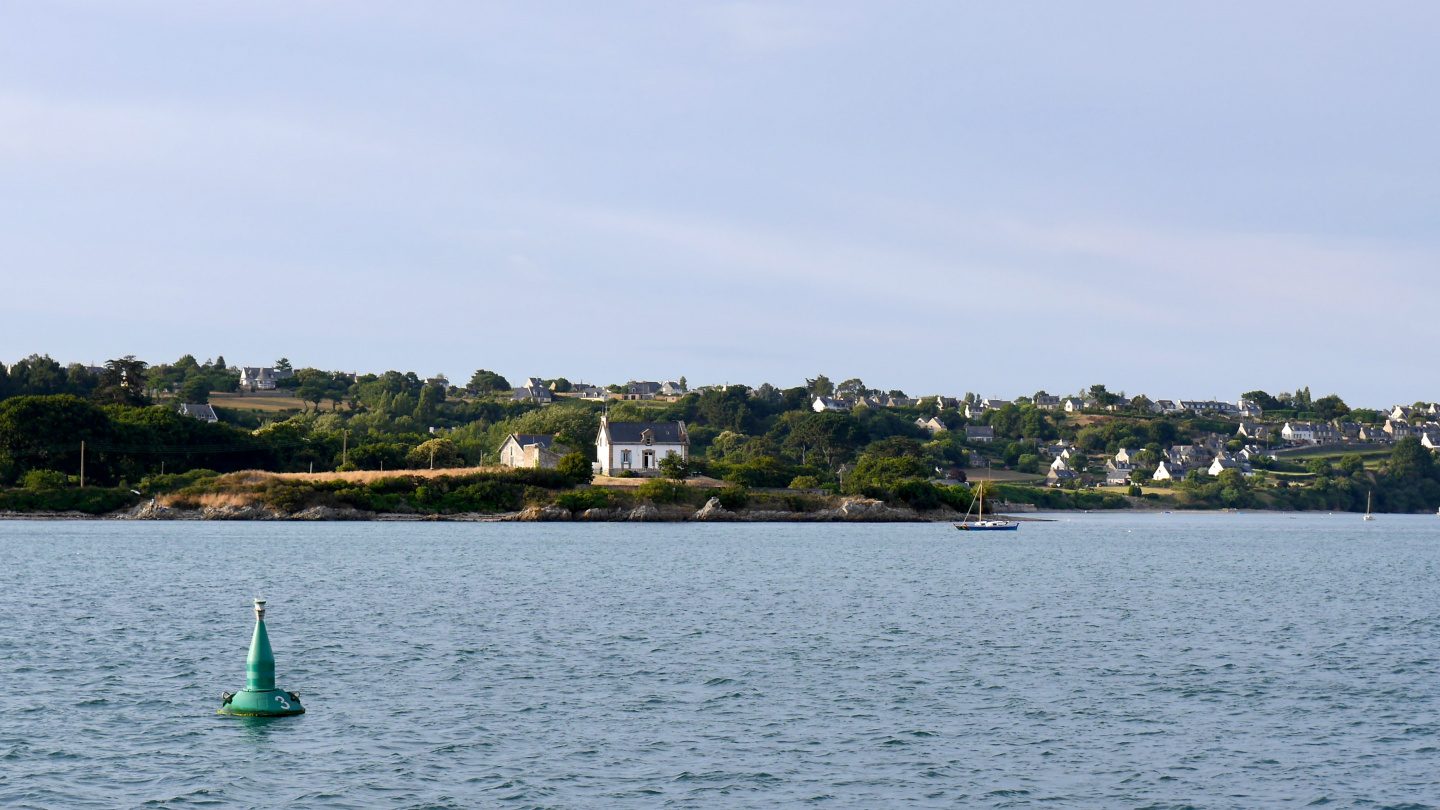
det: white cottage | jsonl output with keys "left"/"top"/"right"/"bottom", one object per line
{"left": 596, "top": 415, "right": 689, "bottom": 476}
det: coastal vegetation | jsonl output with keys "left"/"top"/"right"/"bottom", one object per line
{"left": 2, "top": 354, "right": 1437, "bottom": 516}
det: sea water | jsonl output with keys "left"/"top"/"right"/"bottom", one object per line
{"left": 1, "top": 513, "right": 1437, "bottom": 808}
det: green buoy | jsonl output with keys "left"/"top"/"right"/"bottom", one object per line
{"left": 219, "top": 597, "right": 305, "bottom": 717}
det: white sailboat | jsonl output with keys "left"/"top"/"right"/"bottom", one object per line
{"left": 953, "top": 476, "right": 1019, "bottom": 531}
{"left": 1363, "top": 491, "right": 1375, "bottom": 521}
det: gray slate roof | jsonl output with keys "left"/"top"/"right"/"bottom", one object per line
{"left": 510, "top": 433, "right": 557, "bottom": 449}
{"left": 604, "top": 421, "right": 687, "bottom": 444}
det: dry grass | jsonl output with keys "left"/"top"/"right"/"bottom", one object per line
{"left": 593, "top": 475, "right": 730, "bottom": 489}
{"left": 207, "top": 391, "right": 307, "bottom": 413}
{"left": 157, "top": 490, "right": 260, "bottom": 508}
{"left": 266, "top": 466, "right": 505, "bottom": 484}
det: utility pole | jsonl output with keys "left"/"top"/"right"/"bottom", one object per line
{"left": 79, "top": 441, "right": 85, "bottom": 488}
{"left": 430, "top": 446, "right": 435, "bottom": 470}
{"left": 342, "top": 430, "right": 348, "bottom": 466}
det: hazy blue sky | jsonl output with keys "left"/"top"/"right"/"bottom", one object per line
{"left": 3, "top": 2, "right": 1436, "bottom": 404}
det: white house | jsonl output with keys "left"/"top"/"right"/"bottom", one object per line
{"left": 1421, "top": 431, "right": 1440, "bottom": 450}
{"left": 1390, "top": 405, "right": 1414, "bottom": 423}
{"left": 659, "top": 380, "right": 687, "bottom": 396}
{"left": 1238, "top": 399, "right": 1263, "bottom": 418}
{"left": 238, "top": 366, "right": 293, "bottom": 390}
{"left": 1153, "top": 400, "right": 1182, "bottom": 414}
{"left": 499, "top": 433, "right": 573, "bottom": 469}
{"left": 596, "top": 416, "right": 689, "bottom": 476}
{"left": 1050, "top": 456, "right": 1070, "bottom": 472}
{"left": 1152, "top": 461, "right": 1185, "bottom": 481}
{"left": 1236, "top": 422, "right": 1269, "bottom": 441}
{"left": 1281, "top": 422, "right": 1316, "bottom": 444}
{"left": 813, "top": 396, "right": 851, "bottom": 412}
{"left": 965, "top": 425, "right": 995, "bottom": 443}
{"left": 1115, "top": 447, "right": 1144, "bottom": 466}
{"left": 1208, "top": 453, "right": 1254, "bottom": 477}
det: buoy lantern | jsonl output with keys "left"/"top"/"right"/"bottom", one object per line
{"left": 219, "top": 598, "right": 305, "bottom": 717}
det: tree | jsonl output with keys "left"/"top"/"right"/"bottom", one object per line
{"left": 214, "top": 356, "right": 227, "bottom": 371}
{"left": 1388, "top": 437, "right": 1434, "bottom": 481}
{"left": 1242, "top": 390, "right": 1282, "bottom": 411}
{"left": 405, "top": 438, "right": 462, "bottom": 469}
{"left": 467, "top": 369, "right": 510, "bottom": 394}
{"left": 557, "top": 451, "right": 593, "bottom": 484}
{"left": 548, "top": 378, "right": 572, "bottom": 393}
{"left": 414, "top": 384, "right": 440, "bottom": 422}
{"left": 1088, "top": 384, "right": 1119, "bottom": 408}
{"left": 1338, "top": 454, "right": 1365, "bottom": 476}
{"left": 836, "top": 378, "right": 867, "bottom": 400}
{"left": 784, "top": 411, "right": 865, "bottom": 467}
{"left": 95, "top": 356, "right": 150, "bottom": 406}
{"left": 178, "top": 377, "right": 210, "bottom": 404}
{"left": 295, "top": 370, "right": 333, "bottom": 413}
{"left": 659, "top": 452, "right": 690, "bottom": 481}
{"left": 274, "top": 358, "right": 292, "bottom": 373}
{"left": 679, "top": 376, "right": 688, "bottom": 391}
{"left": 1313, "top": 394, "right": 1350, "bottom": 421}
{"left": 1291, "top": 386, "right": 1313, "bottom": 411}
{"left": 806, "top": 374, "right": 833, "bottom": 397}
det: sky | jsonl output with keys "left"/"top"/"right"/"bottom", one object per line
{"left": 2, "top": 1, "right": 1437, "bottom": 406}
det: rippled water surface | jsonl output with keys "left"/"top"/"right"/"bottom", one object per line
{"left": 2, "top": 514, "right": 1439, "bottom": 808}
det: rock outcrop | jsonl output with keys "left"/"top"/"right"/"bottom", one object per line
{"left": 515, "top": 505, "right": 573, "bottom": 521}
{"left": 627, "top": 504, "right": 662, "bottom": 522}
{"left": 691, "top": 497, "right": 738, "bottom": 521}
{"left": 290, "top": 505, "right": 366, "bottom": 521}
{"left": 201, "top": 504, "right": 284, "bottom": 520}
{"left": 815, "top": 497, "right": 920, "bottom": 522}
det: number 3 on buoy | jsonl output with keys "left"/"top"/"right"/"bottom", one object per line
{"left": 275, "top": 695, "right": 291, "bottom": 710}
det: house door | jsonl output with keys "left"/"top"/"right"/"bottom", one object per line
{"left": 642, "top": 450, "right": 655, "bottom": 469}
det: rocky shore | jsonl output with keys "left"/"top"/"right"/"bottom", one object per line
{"left": 2, "top": 497, "right": 1023, "bottom": 523}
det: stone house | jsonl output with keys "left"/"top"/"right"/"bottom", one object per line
{"left": 499, "top": 433, "right": 573, "bottom": 469}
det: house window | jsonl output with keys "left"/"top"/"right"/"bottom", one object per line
{"left": 642, "top": 450, "right": 655, "bottom": 469}
{"left": 621, "top": 449, "right": 632, "bottom": 469}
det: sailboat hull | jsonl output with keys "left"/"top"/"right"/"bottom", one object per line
{"left": 954, "top": 522, "right": 1019, "bottom": 531}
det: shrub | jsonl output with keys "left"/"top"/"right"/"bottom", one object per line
{"left": 556, "top": 452, "right": 594, "bottom": 485}
{"left": 1127, "top": 484, "right": 1143, "bottom": 497}
{"left": 555, "top": 486, "right": 614, "bottom": 511}
{"left": 22, "top": 470, "right": 69, "bottom": 490}
{"left": 788, "top": 475, "right": 820, "bottom": 490}
{"left": 895, "top": 479, "right": 940, "bottom": 510}
{"left": 615, "top": 469, "right": 638, "bottom": 478}
{"left": 716, "top": 485, "right": 749, "bottom": 509}
{"left": 635, "top": 479, "right": 689, "bottom": 504}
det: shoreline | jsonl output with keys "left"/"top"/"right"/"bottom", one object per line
{"left": 0, "top": 499, "right": 1058, "bottom": 523}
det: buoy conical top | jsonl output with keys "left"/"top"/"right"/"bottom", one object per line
{"left": 219, "top": 598, "right": 304, "bottom": 717}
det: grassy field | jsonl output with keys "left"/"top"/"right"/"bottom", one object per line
{"left": 207, "top": 391, "right": 306, "bottom": 413}
{"left": 968, "top": 469, "right": 1047, "bottom": 483}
